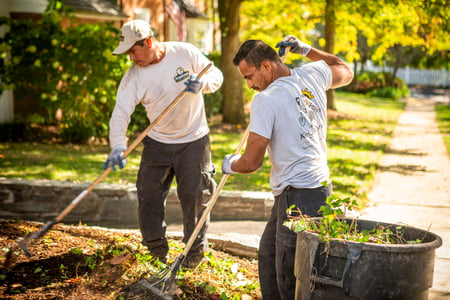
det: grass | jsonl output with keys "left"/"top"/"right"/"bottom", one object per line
{"left": 435, "top": 104, "right": 450, "bottom": 156}
{"left": 0, "top": 93, "right": 405, "bottom": 208}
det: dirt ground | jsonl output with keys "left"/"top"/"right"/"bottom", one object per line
{"left": 0, "top": 220, "right": 261, "bottom": 300}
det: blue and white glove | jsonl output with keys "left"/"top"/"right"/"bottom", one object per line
{"left": 276, "top": 35, "right": 311, "bottom": 57}
{"left": 222, "top": 154, "right": 241, "bottom": 174}
{"left": 103, "top": 145, "right": 127, "bottom": 170}
{"left": 184, "top": 74, "right": 204, "bottom": 94}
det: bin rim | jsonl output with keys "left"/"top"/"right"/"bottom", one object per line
{"left": 297, "top": 217, "right": 443, "bottom": 253}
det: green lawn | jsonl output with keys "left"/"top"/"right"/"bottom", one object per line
{"left": 435, "top": 104, "right": 450, "bottom": 156}
{"left": 0, "top": 93, "right": 405, "bottom": 208}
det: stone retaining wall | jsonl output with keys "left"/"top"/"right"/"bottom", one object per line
{"left": 0, "top": 178, "right": 273, "bottom": 228}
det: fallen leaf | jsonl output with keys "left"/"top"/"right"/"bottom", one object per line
{"left": 108, "top": 251, "right": 131, "bottom": 265}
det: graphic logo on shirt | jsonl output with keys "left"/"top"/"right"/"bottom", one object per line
{"left": 296, "top": 88, "right": 320, "bottom": 126}
{"left": 173, "top": 67, "right": 190, "bottom": 83}
{"left": 295, "top": 88, "right": 324, "bottom": 149}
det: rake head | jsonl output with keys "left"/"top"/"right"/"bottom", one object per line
{"left": 131, "top": 255, "right": 185, "bottom": 299}
{"left": 15, "top": 220, "right": 57, "bottom": 258}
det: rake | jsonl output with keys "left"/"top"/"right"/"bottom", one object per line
{"left": 137, "top": 126, "right": 250, "bottom": 299}
{"left": 10, "top": 62, "right": 213, "bottom": 260}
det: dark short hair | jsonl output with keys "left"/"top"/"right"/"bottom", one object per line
{"left": 133, "top": 38, "right": 147, "bottom": 47}
{"left": 233, "top": 40, "right": 280, "bottom": 68}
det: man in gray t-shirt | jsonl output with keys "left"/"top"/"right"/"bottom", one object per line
{"left": 222, "top": 36, "right": 353, "bottom": 299}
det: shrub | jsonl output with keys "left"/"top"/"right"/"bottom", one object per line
{"left": 0, "top": 4, "right": 130, "bottom": 144}
{"left": 345, "top": 71, "right": 409, "bottom": 100}
{"left": 368, "top": 86, "right": 410, "bottom": 100}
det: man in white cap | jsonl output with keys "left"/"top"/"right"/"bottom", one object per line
{"left": 105, "top": 19, "right": 223, "bottom": 268}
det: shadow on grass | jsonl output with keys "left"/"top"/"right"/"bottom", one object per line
{"left": 384, "top": 148, "right": 426, "bottom": 156}
{"left": 328, "top": 157, "right": 378, "bottom": 200}
{"left": 327, "top": 132, "right": 386, "bottom": 152}
{"left": 378, "top": 164, "right": 428, "bottom": 175}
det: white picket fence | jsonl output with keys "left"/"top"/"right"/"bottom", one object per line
{"left": 362, "top": 63, "right": 449, "bottom": 87}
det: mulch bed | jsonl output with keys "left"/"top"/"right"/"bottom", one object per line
{"left": 0, "top": 220, "right": 260, "bottom": 299}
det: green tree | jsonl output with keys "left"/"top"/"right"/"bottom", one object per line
{"left": 354, "top": 0, "right": 449, "bottom": 82}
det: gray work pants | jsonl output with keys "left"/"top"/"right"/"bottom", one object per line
{"left": 258, "top": 185, "right": 331, "bottom": 300}
{"left": 136, "top": 135, "right": 216, "bottom": 257}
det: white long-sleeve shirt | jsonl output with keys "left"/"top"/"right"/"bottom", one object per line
{"left": 109, "top": 42, "right": 223, "bottom": 149}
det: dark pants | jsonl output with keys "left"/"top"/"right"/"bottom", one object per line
{"left": 136, "top": 135, "right": 216, "bottom": 257}
{"left": 258, "top": 185, "right": 331, "bottom": 300}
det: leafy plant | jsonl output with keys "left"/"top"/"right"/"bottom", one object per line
{"left": 344, "top": 71, "right": 410, "bottom": 100}
{"left": 284, "top": 183, "right": 421, "bottom": 245}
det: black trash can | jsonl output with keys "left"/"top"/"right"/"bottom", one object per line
{"left": 294, "top": 218, "right": 442, "bottom": 300}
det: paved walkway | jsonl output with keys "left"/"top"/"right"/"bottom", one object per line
{"left": 168, "top": 91, "right": 450, "bottom": 298}
{"left": 361, "top": 95, "right": 450, "bottom": 299}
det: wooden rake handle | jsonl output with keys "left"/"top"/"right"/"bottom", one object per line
{"left": 182, "top": 126, "right": 251, "bottom": 256}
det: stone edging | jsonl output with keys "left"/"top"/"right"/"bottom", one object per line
{"left": 0, "top": 178, "right": 274, "bottom": 229}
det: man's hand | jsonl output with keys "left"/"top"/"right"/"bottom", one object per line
{"left": 103, "top": 145, "right": 127, "bottom": 170}
{"left": 276, "top": 35, "right": 311, "bottom": 57}
{"left": 222, "top": 154, "right": 241, "bottom": 174}
{"left": 184, "top": 74, "right": 204, "bottom": 94}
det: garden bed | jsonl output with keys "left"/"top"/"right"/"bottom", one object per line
{"left": 0, "top": 220, "right": 260, "bottom": 299}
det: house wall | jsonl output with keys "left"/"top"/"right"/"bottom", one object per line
{"left": 120, "top": 0, "right": 165, "bottom": 38}
{"left": 8, "top": 0, "right": 48, "bottom": 13}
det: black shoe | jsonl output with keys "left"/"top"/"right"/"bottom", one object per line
{"left": 147, "top": 247, "right": 169, "bottom": 264}
{"left": 181, "top": 252, "right": 204, "bottom": 269}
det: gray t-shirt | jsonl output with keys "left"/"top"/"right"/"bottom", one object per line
{"left": 250, "top": 60, "right": 332, "bottom": 195}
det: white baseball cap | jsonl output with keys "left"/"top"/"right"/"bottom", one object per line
{"left": 112, "top": 20, "right": 153, "bottom": 55}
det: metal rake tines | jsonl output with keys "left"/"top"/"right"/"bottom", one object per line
{"left": 135, "top": 278, "right": 174, "bottom": 300}
{"left": 150, "top": 269, "right": 177, "bottom": 291}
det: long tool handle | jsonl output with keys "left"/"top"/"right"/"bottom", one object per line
{"left": 181, "top": 126, "right": 251, "bottom": 257}
{"left": 22, "top": 62, "right": 213, "bottom": 245}
{"left": 280, "top": 36, "right": 294, "bottom": 63}
{"left": 281, "top": 48, "right": 290, "bottom": 63}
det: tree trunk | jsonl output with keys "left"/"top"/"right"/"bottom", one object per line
{"left": 353, "top": 59, "right": 358, "bottom": 83}
{"left": 325, "top": 0, "right": 336, "bottom": 110}
{"left": 391, "top": 45, "right": 401, "bottom": 87}
{"left": 218, "top": 0, "right": 245, "bottom": 124}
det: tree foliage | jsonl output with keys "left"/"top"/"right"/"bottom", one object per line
{"left": 240, "top": 0, "right": 449, "bottom": 72}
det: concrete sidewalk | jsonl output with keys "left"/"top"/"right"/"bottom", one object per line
{"left": 361, "top": 96, "right": 450, "bottom": 299}
{"left": 167, "top": 93, "right": 450, "bottom": 298}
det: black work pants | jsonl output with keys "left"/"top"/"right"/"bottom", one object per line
{"left": 258, "top": 184, "right": 331, "bottom": 300}
{"left": 136, "top": 135, "right": 216, "bottom": 256}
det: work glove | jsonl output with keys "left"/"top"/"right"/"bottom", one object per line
{"left": 222, "top": 154, "right": 241, "bottom": 174}
{"left": 276, "top": 35, "right": 312, "bottom": 57}
{"left": 184, "top": 74, "right": 204, "bottom": 94}
{"left": 103, "top": 145, "right": 127, "bottom": 171}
